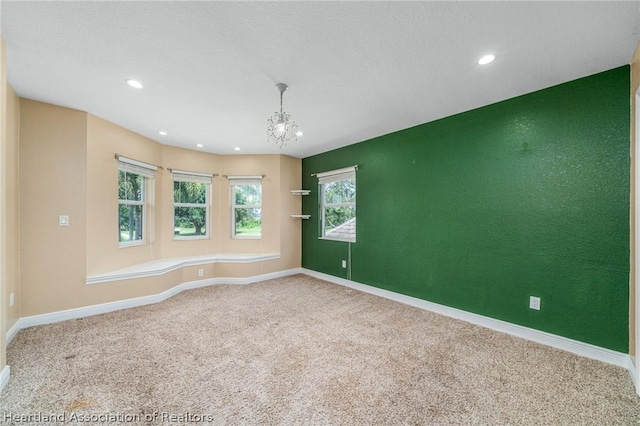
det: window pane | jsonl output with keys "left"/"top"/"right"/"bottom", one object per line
{"left": 235, "top": 208, "right": 261, "bottom": 236}
{"left": 324, "top": 206, "right": 356, "bottom": 239}
{"left": 119, "top": 204, "right": 143, "bottom": 242}
{"left": 324, "top": 179, "right": 355, "bottom": 204}
{"left": 235, "top": 184, "right": 261, "bottom": 206}
{"left": 118, "top": 171, "right": 143, "bottom": 201}
{"left": 174, "top": 181, "right": 206, "bottom": 204}
{"left": 174, "top": 207, "right": 207, "bottom": 236}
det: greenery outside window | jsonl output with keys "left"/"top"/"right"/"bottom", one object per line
{"left": 173, "top": 170, "right": 212, "bottom": 239}
{"left": 118, "top": 157, "right": 156, "bottom": 246}
{"left": 318, "top": 166, "right": 356, "bottom": 242}
{"left": 230, "top": 177, "right": 262, "bottom": 238}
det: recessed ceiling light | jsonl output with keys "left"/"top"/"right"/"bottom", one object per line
{"left": 234, "top": 147, "right": 241, "bottom": 151}
{"left": 196, "top": 144, "right": 204, "bottom": 148}
{"left": 295, "top": 131, "right": 303, "bottom": 137}
{"left": 478, "top": 54, "right": 495, "bottom": 65}
{"left": 126, "top": 79, "right": 143, "bottom": 89}
{"left": 158, "top": 131, "right": 168, "bottom": 136}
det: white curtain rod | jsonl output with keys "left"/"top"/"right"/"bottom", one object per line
{"left": 223, "top": 175, "right": 266, "bottom": 179}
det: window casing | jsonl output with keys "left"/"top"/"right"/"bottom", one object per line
{"left": 230, "top": 177, "right": 262, "bottom": 239}
{"left": 118, "top": 158, "right": 156, "bottom": 246}
{"left": 173, "top": 171, "right": 211, "bottom": 240}
{"left": 318, "top": 167, "right": 356, "bottom": 242}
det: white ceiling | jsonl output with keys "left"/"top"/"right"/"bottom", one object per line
{"left": 1, "top": 2, "right": 639, "bottom": 159}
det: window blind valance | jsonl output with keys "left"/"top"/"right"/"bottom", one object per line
{"left": 172, "top": 169, "right": 213, "bottom": 184}
{"left": 316, "top": 166, "right": 357, "bottom": 185}
{"left": 226, "top": 175, "right": 264, "bottom": 186}
{"left": 117, "top": 155, "right": 157, "bottom": 179}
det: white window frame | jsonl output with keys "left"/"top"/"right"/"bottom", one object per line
{"left": 229, "top": 176, "right": 263, "bottom": 239}
{"left": 118, "top": 156, "right": 157, "bottom": 247}
{"left": 318, "top": 166, "right": 357, "bottom": 243}
{"left": 173, "top": 170, "right": 212, "bottom": 240}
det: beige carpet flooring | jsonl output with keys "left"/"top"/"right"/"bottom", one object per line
{"left": 1, "top": 274, "right": 639, "bottom": 425}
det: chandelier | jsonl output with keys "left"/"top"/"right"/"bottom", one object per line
{"left": 267, "top": 83, "right": 299, "bottom": 148}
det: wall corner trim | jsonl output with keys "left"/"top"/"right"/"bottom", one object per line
{"left": 0, "top": 366, "right": 10, "bottom": 393}
{"left": 301, "top": 268, "right": 631, "bottom": 370}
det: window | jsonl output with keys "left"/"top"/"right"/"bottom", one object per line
{"left": 118, "top": 157, "right": 156, "bottom": 246}
{"left": 118, "top": 170, "right": 144, "bottom": 244}
{"left": 230, "top": 177, "right": 262, "bottom": 238}
{"left": 318, "top": 166, "right": 356, "bottom": 242}
{"left": 173, "top": 170, "right": 212, "bottom": 239}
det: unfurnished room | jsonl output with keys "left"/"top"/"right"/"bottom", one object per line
{"left": 0, "top": 1, "right": 640, "bottom": 424}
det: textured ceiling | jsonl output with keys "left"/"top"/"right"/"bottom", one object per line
{"left": 1, "top": 1, "right": 639, "bottom": 159}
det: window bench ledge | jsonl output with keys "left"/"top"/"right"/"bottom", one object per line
{"left": 86, "top": 253, "right": 280, "bottom": 285}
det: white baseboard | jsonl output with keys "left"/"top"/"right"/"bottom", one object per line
{"left": 0, "top": 366, "right": 10, "bottom": 392}
{"left": 302, "top": 268, "right": 631, "bottom": 370}
{"left": 7, "top": 268, "right": 304, "bottom": 345}
{"left": 6, "top": 321, "right": 20, "bottom": 345}
{"left": 5, "top": 266, "right": 631, "bottom": 374}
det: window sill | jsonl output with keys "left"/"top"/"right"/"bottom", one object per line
{"left": 86, "top": 253, "right": 280, "bottom": 285}
{"left": 173, "top": 235, "right": 210, "bottom": 241}
{"left": 119, "top": 240, "right": 147, "bottom": 248}
{"left": 318, "top": 237, "right": 356, "bottom": 243}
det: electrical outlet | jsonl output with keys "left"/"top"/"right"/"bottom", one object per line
{"left": 198, "top": 269, "right": 204, "bottom": 277}
{"left": 59, "top": 215, "right": 69, "bottom": 226}
{"left": 529, "top": 296, "right": 541, "bottom": 310}
{"left": 9, "top": 293, "right": 14, "bottom": 307}
{"left": 342, "top": 260, "right": 347, "bottom": 268}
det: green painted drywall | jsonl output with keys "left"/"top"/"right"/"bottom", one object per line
{"left": 302, "top": 66, "right": 630, "bottom": 352}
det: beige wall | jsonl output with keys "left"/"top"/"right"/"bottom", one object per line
{"left": 86, "top": 114, "right": 164, "bottom": 274}
{"left": 218, "top": 155, "right": 282, "bottom": 256}
{"left": 19, "top": 100, "right": 88, "bottom": 317}
{"left": 630, "top": 42, "right": 640, "bottom": 362}
{"left": 160, "top": 145, "right": 219, "bottom": 258}
{"left": 279, "top": 154, "right": 303, "bottom": 270}
{"left": 18, "top": 101, "right": 301, "bottom": 318}
{"left": 0, "top": 39, "right": 21, "bottom": 371}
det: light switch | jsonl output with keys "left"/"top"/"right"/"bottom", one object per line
{"left": 59, "top": 215, "right": 69, "bottom": 226}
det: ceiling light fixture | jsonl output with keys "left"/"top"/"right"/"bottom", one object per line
{"left": 267, "top": 83, "right": 299, "bottom": 148}
{"left": 296, "top": 131, "right": 303, "bottom": 137}
{"left": 196, "top": 144, "right": 204, "bottom": 148}
{"left": 158, "top": 131, "right": 168, "bottom": 136}
{"left": 234, "top": 147, "right": 241, "bottom": 151}
{"left": 478, "top": 54, "right": 495, "bottom": 65}
{"left": 126, "top": 79, "right": 143, "bottom": 89}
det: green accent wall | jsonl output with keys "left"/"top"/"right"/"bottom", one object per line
{"left": 302, "top": 66, "right": 630, "bottom": 352}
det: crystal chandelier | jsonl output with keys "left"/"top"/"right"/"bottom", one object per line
{"left": 267, "top": 83, "right": 299, "bottom": 148}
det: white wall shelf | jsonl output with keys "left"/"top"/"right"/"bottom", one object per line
{"left": 291, "top": 190, "right": 310, "bottom": 219}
